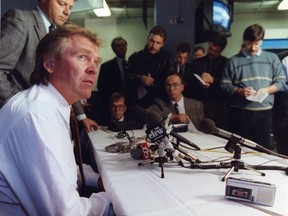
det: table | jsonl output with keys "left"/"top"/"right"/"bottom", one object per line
{"left": 88, "top": 128, "right": 288, "bottom": 216}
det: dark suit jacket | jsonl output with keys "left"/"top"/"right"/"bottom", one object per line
{"left": 97, "top": 58, "right": 129, "bottom": 108}
{"left": 147, "top": 96, "right": 205, "bottom": 130}
{"left": 0, "top": 8, "right": 47, "bottom": 107}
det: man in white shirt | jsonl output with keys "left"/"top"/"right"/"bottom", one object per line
{"left": 0, "top": 24, "right": 110, "bottom": 215}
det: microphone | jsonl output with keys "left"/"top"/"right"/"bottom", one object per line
{"left": 146, "top": 111, "right": 201, "bottom": 150}
{"left": 198, "top": 119, "right": 264, "bottom": 152}
{"left": 173, "top": 145, "right": 201, "bottom": 163}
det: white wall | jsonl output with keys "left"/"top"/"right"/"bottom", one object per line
{"left": 85, "top": 17, "right": 155, "bottom": 63}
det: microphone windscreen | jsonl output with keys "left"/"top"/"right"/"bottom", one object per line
{"left": 129, "top": 105, "right": 150, "bottom": 123}
{"left": 146, "top": 111, "right": 163, "bottom": 128}
{"left": 198, "top": 119, "right": 216, "bottom": 134}
{"left": 130, "top": 148, "right": 142, "bottom": 160}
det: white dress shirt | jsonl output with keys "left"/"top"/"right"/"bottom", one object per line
{"left": 0, "top": 84, "right": 109, "bottom": 215}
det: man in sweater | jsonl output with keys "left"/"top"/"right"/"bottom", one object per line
{"left": 221, "top": 24, "right": 286, "bottom": 149}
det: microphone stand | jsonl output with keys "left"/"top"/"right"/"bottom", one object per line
{"left": 138, "top": 145, "right": 182, "bottom": 179}
{"left": 221, "top": 144, "right": 266, "bottom": 181}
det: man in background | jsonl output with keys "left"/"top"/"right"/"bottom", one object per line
{"left": 274, "top": 55, "right": 288, "bottom": 155}
{"left": 147, "top": 73, "right": 205, "bottom": 131}
{"left": 192, "top": 45, "right": 205, "bottom": 59}
{"left": 98, "top": 37, "right": 129, "bottom": 108}
{"left": 0, "top": 0, "right": 98, "bottom": 132}
{"left": 128, "top": 25, "right": 174, "bottom": 108}
{"left": 0, "top": 24, "right": 111, "bottom": 215}
{"left": 221, "top": 24, "right": 286, "bottom": 149}
{"left": 172, "top": 42, "right": 191, "bottom": 78}
{"left": 184, "top": 32, "right": 229, "bottom": 129}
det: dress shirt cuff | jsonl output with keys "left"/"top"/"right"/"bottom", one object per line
{"left": 76, "top": 114, "right": 87, "bottom": 121}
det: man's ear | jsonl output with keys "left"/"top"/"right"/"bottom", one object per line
{"left": 43, "top": 58, "right": 55, "bottom": 73}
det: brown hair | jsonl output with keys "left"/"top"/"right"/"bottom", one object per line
{"left": 243, "top": 24, "right": 265, "bottom": 42}
{"left": 149, "top": 25, "right": 167, "bottom": 41}
{"left": 30, "top": 24, "right": 101, "bottom": 85}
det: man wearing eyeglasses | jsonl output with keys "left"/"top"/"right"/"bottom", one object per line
{"left": 147, "top": 73, "right": 205, "bottom": 131}
{"left": 221, "top": 24, "right": 286, "bottom": 149}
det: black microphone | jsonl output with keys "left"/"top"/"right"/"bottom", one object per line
{"left": 198, "top": 119, "right": 264, "bottom": 152}
{"left": 146, "top": 111, "right": 201, "bottom": 150}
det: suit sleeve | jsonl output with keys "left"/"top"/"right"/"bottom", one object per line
{"left": 0, "top": 9, "right": 30, "bottom": 106}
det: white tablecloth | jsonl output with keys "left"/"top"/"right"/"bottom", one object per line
{"left": 88, "top": 128, "right": 288, "bottom": 216}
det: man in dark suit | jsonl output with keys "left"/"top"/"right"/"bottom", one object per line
{"left": 147, "top": 73, "right": 205, "bottom": 131}
{"left": 97, "top": 36, "right": 129, "bottom": 108}
{"left": 171, "top": 42, "right": 192, "bottom": 77}
{"left": 184, "top": 32, "right": 229, "bottom": 130}
{"left": 0, "top": 0, "right": 98, "bottom": 132}
{"left": 0, "top": 0, "right": 75, "bottom": 107}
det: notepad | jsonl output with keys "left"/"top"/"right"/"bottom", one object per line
{"left": 246, "top": 91, "right": 268, "bottom": 103}
{"left": 194, "top": 74, "right": 208, "bottom": 85}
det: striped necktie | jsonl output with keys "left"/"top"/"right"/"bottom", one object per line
{"left": 70, "top": 108, "right": 86, "bottom": 196}
{"left": 174, "top": 103, "right": 180, "bottom": 114}
{"left": 49, "top": 24, "right": 55, "bottom": 32}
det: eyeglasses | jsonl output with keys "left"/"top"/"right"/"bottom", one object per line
{"left": 111, "top": 105, "right": 125, "bottom": 111}
{"left": 244, "top": 40, "right": 262, "bottom": 49}
{"left": 165, "top": 83, "right": 182, "bottom": 90}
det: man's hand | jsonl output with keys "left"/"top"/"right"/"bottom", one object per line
{"left": 201, "top": 72, "right": 214, "bottom": 84}
{"left": 141, "top": 73, "right": 154, "bottom": 86}
{"left": 171, "top": 114, "right": 190, "bottom": 124}
{"left": 82, "top": 118, "right": 99, "bottom": 132}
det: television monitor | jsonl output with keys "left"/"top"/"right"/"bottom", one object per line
{"left": 213, "top": 1, "right": 231, "bottom": 30}
{"left": 195, "top": 0, "right": 233, "bottom": 44}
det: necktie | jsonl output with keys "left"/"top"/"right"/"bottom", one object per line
{"left": 49, "top": 24, "right": 55, "bottom": 32}
{"left": 174, "top": 103, "right": 180, "bottom": 114}
{"left": 121, "top": 59, "right": 128, "bottom": 93}
{"left": 70, "top": 108, "right": 86, "bottom": 196}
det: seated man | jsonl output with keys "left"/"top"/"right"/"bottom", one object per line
{"left": 101, "top": 92, "right": 144, "bottom": 131}
{"left": 0, "top": 24, "right": 111, "bottom": 215}
{"left": 147, "top": 73, "right": 205, "bottom": 131}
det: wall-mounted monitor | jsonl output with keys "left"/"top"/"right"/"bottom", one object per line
{"left": 195, "top": 0, "right": 234, "bottom": 44}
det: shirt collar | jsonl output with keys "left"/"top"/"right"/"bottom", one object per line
{"left": 37, "top": 6, "right": 53, "bottom": 33}
{"left": 44, "top": 83, "right": 71, "bottom": 123}
{"left": 242, "top": 48, "right": 262, "bottom": 58}
{"left": 172, "top": 95, "right": 184, "bottom": 106}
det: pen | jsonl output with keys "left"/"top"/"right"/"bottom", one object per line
{"left": 238, "top": 83, "right": 247, "bottom": 88}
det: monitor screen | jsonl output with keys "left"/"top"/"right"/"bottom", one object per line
{"left": 213, "top": 1, "right": 231, "bottom": 30}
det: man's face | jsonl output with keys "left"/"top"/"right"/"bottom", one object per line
{"left": 244, "top": 40, "right": 263, "bottom": 56}
{"left": 177, "top": 52, "right": 189, "bottom": 67}
{"left": 207, "top": 43, "right": 222, "bottom": 59}
{"left": 46, "top": 35, "right": 101, "bottom": 104}
{"left": 193, "top": 49, "right": 205, "bottom": 59}
{"left": 147, "top": 33, "right": 164, "bottom": 54}
{"left": 165, "top": 75, "right": 184, "bottom": 102}
{"left": 41, "top": 0, "right": 75, "bottom": 26}
{"left": 113, "top": 40, "right": 127, "bottom": 58}
{"left": 110, "top": 98, "right": 126, "bottom": 121}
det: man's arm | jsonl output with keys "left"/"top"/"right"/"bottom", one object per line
{"left": 0, "top": 9, "right": 29, "bottom": 106}
{"left": 72, "top": 100, "right": 98, "bottom": 132}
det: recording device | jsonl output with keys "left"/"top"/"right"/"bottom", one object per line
{"left": 173, "top": 123, "right": 188, "bottom": 132}
{"left": 105, "top": 131, "right": 136, "bottom": 153}
{"left": 225, "top": 177, "right": 276, "bottom": 206}
{"left": 198, "top": 119, "right": 263, "bottom": 152}
{"left": 108, "top": 121, "right": 144, "bottom": 132}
